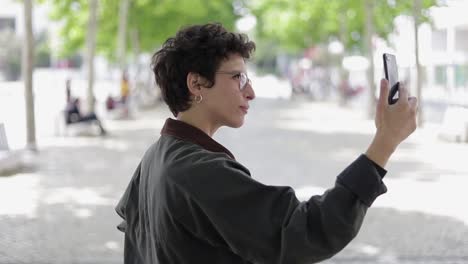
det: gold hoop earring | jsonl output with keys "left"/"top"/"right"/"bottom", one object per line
{"left": 195, "top": 94, "right": 203, "bottom": 104}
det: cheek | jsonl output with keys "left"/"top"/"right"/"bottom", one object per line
{"left": 218, "top": 88, "right": 239, "bottom": 105}
{"left": 209, "top": 85, "right": 242, "bottom": 112}
{"left": 227, "top": 92, "right": 243, "bottom": 111}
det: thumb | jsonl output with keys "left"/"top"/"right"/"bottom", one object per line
{"left": 379, "top": 79, "right": 390, "bottom": 107}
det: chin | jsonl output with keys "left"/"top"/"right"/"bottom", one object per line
{"left": 226, "top": 116, "right": 244, "bottom": 128}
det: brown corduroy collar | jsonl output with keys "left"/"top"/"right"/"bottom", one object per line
{"left": 160, "top": 118, "right": 235, "bottom": 160}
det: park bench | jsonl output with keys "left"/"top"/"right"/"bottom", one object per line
{"left": 0, "top": 123, "right": 22, "bottom": 175}
{"left": 54, "top": 110, "right": 102, "bottom": 137}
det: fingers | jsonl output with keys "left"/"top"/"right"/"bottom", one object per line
{"left": 408, "top": 96, "right": 419, "bottom": 129}
{"left": 397, "top": 83, "right": 409, "bottom": 105}
{"left": 398, "top": 84, "right": 418, "bottom": 112}
{"left": 408, "top": 96, "right": 418, "bottom": 109}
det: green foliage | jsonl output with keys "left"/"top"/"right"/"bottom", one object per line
{"left": 128, "top": 0, "right": 238, "bottom": 52}
{"left": 45, "top": 0, "right": 89, "bottom": 58}
{"left": 41, "top": 0, "right": 240, "bottom": 61}
{"left": 250, "top": 0, "right": 440, "bottom": 54}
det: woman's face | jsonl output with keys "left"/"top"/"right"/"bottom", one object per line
{"left": 201, "top": 53, "right": 255, "bottom": 129}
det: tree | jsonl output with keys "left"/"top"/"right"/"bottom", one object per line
{"left": 364, "top": 0, "right": 376, "bottom": 117}
{"left": 387, "top": 0, "right": 439, "bottom": 126}
{"left": 41, "top": 0, "right": 241, "bottom": 109}
{"left": 117, "top": 0, "right": 130, "bottom": 70}
{"left": 23, "top": 0, "right": 37, "bottom": 151}
{"left": 362, "top": 0, "right": 437, "bottom": 118}
{"left": 43, "top": 0, "right": 240, "bottom": 62}
{"left": 251, "top": 0, "right": 438, "bottom": 56}
{"left": 250, "top": 0, "right": 406, "bottom": 112}
{"left": 251, "top": 0, "right": 439, "bottom": 115}
{"left": 413, "top": 0, "right": 424, "bottom": 127}
{"left": 85, "top": 0, "right": 98, "bottom": 113}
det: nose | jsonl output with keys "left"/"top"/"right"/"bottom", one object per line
{"left": 244, "top": 79, "right": 255, "bottom": 100}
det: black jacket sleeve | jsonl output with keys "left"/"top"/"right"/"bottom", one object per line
{"left": 168, "top": 154, "right": 387, "bottom": 264}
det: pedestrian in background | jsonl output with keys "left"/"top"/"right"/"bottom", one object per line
{"left": 120, "top": 70, "right": 130, "bottom": 105}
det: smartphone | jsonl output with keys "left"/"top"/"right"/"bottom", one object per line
{"left": 383, "top": 53, "right": 399, "bottom": 105}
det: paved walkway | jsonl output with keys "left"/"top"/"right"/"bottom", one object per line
{"left": 1, "top": 98, "right": 467, "bottom": 263}
{"left": 0, "top": 105, "right": 169, "bottom": 263}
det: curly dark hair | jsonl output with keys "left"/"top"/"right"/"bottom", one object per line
{"left": 151, "top": 23, "right": 256, "bottom": 116}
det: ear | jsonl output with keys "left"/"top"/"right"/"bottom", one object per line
{"left": 186, "top": 72, "right": 201, "bottom": 96}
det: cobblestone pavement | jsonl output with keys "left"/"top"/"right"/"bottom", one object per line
{"left": 1, "top": 98, "right": 467, "bottom": 263}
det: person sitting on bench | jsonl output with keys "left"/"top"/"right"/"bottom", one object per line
{"left": 65, "top": 79, "right": 107, "bottom": 136}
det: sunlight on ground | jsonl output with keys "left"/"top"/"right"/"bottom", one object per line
{"left": 376, "top": 174, "right": 468, "bottom": 226}
{"left": 73, "top": 208, "right": 93, "bottom": 219}
{"left": 295, "top": 185, "right": 326, "bottom": 200}
{"left": 352, "top": 243, "right": 381, "bottom": 256}
{"left": 329, "top": 148, "right": 363, "bottom": 161}
{"left": 44, "top": 187, "right": 114, "bottom": 206}
{"left": 295, "top": 173, "right": 468, "bottom": 226}
{"left": 278, "top": 100, "right": 468, "bottom": 226}
{"left": 391, "top": 141, "right": 468, "bottom": 173}
{"left": 275, "top": 102, "right": 376, "bottom": 136}
{"left": 0, "top": 173, "right": 40, "bottom": 217}
{"left": 105, "top": 241, "right": 120, "bottom": 251}
{"left": 294, "top": 128, "right": 468, "bottom": 225}
{"left": 104, "top": 117, "right": 166, "bottom": 132}
{"left": 276, "top": 119, "right": 375, "bottom": 136}
{"left": 39, "top": 136, "right": 131, "bottom": 152}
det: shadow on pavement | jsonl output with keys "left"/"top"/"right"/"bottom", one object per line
{"left": 1, "top": 99, "right": 467, "bottom": 263}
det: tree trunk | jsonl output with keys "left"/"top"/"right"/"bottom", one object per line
{"left": 413, "top": 0, "right": 424, "bottom": 127}
{"left": 129, "top": 28, "right": 142, "bottom": 107}
{"left": 337, "top": 7, "right": 348, "bottom": 106}
{"left": 364, "top": 0, "right": 376, "bottom": 118}
{"left": 130, "top": 28, "right": 141, "bottom": 90}
{"left": 117, "top": 0, "right": 130, "bottom": 71}
{"left": 23, "top": 0, "right": 37, "bottom": 151}
{"left": 130, "top": 28, "right": 140, "bottom": 75}
{"left": 86, "top": 0, "right": 98, "bottom": 113}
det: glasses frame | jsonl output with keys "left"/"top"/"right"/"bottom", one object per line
{"left": 216, "top": 71, "right": 251, "bottom": 90}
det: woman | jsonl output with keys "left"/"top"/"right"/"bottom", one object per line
{"left": 116, "top": 23, "right": 418, "bottom": 264}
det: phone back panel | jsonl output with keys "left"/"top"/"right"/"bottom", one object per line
{"left": 383, "top": 53, "right": 398, "bottom": 88}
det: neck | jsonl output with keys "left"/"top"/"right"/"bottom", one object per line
{"left": 177, "top": 109, "right": 219, "bottom": 137}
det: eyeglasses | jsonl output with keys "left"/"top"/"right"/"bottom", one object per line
{"left": 216, "top": 71, "right": 251, "bottom": 90}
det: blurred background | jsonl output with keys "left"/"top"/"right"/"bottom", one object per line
{"left": 1, "top": 0, "right": 468, "bottom": 263}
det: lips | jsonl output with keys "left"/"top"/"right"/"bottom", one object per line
{"left": 240, "top": 106, "right": 249, "bottom": 114}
